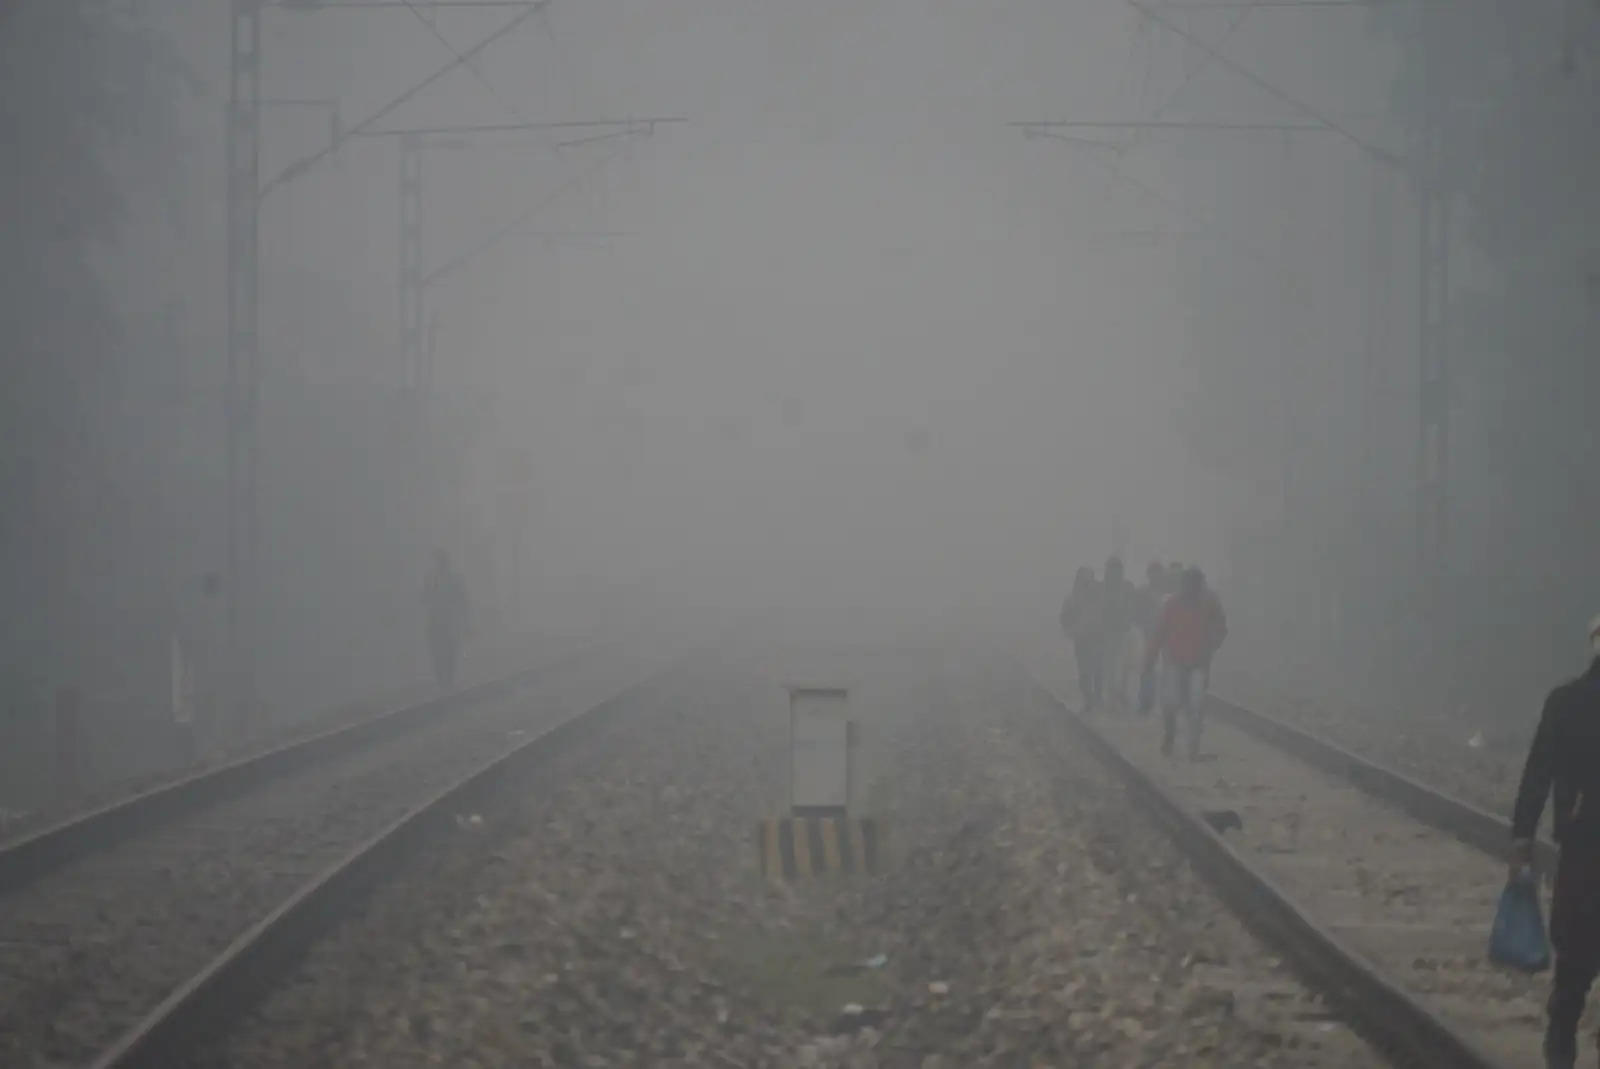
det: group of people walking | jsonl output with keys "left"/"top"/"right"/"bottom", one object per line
{"left": 1060, "top": 555, "right": 1227, "bottom": 759}
{"left": 1051, "top": 554, "right": 1600, "bottom": 1067}
{"left": 1049, "top": 547, "right": 1600, "bottom": 1067}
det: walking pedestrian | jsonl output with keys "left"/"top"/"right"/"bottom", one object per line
{"left": 423, "top": 549, "right": 471, "bottom": 691}
{"left": 1132, "top": 560, "right": 1166, "bottom": 716}
{"left": 1142, "top": 566, "right": 1227, "bottom": 759}
{"left": 172, "top": 571, "right": 225, "bottom": 760}
{"left": 1061, "top": 566, "right": 1104, "bottom": 711}
{"left": 1101, "top": 556, "right": 1136, "bottom": 712}
{"left": 1510, "top": 615, "right": 1600, "bottom": 1069}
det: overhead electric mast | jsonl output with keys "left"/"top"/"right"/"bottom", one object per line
{"left": 223, "top": 0, "right": 549, "bottom": 726}
{"left": 225, "top": 0, "right": 263, "bottom": 725}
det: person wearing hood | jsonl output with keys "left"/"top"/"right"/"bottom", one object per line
{"left": 1511, "top": 616, "right": 1600, "bottom": 1068}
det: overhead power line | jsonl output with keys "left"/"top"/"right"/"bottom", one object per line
{"left": 421, "top": 133, "right": 657, "bottom": 291}
{"left": 260, "top": 4, "right": 545, "bottom": 197}
{"left": 1140, "top": 1, "right": 1379, "bottom": 8}
{"left": 554, "top": 128, "right": 648, "bottom": 149}
{"left": 1071, "top": 2, "right": 1255, "bottom": 230}
{"left": 1022, "top": 132, "right": 1124, "bottom": 152}
{"left": 1142, "top": 4, "right": 1253, "bottom": 125}
{"left": 1125, "top": 0, "right": 1402, "bottom": 167}
{"left": 274, "top": 1, "right": 544, "bottom": 8}
{"left": 1014, "top": 119, "right": 1323, "bottom": 131}
{"left": 355, "top": 118, "right": 684, "bottom": 139}
{"left": 397, "top": 0, "right": 556, "bottom": 153}
{"left": 1012, "top": 126, "right": 1290, "bottom": 277}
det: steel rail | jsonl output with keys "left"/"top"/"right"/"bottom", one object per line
{"left": 1205, "top": 696, "right": 1557, "bottom": 871}
{"left": 86, "top": 655, "right": 694, "bottom": 1069}
{"left": 0, "top": 640, "right": 609, "bottom": 897}
{"left": 1024, "top": 672, "right": 1506, "bottom": 1069}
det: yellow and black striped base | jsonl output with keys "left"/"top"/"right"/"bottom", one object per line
{"left": 757, "top": 816, "right": 882, "bottom": 880}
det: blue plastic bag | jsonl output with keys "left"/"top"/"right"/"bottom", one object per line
{"left": 1488, "top": 872, "right": 1551, "bottom": 973}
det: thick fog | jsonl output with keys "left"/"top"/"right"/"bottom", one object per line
{"left": 4, "top": 1, "right": 1597, "bottom": 797}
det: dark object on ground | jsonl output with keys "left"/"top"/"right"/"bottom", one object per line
{"left": 830, "top": 1006, "right": 890, "bottom": 1033}
{"left": 1201, "top": 809, "right": 1242, "bottom": 835}
{"left": 822, "top": 962, "right": 866, "bottom": 978}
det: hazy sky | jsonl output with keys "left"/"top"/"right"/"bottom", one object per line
{"left": 138, "top": 0, "right": 1403, "bottom": 631}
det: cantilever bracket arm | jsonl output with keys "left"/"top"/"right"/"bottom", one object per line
{"left": 272, "top": 1, "right": 548, "bottom": 9}
{"left": 257, "top": 4, "right": 546, "bottom": 199}
{"left": 419, "top": 122, "right": 677, "bottom": 292}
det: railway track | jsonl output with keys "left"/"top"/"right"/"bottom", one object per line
{"left": 189, "top": 649, "right": 799, "bottom": 1068}
{"left": 1031, "top": 670, "right": 1563, "bottom": 1069}
{"left": 11, "top": 635, "right": 1548, "bottom": 1066}
{"left": 176, "top": 645, "right": 1380, "bottom": 1067}
{"left": 0, "top": 637, "right": 691, "bottom": 1069}
{"left": 0, "top": 635, "right": 606, "bottom": 896}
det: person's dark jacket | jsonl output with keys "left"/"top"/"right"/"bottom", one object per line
{"left": 1060, "top": 582, "right": 1103, "bottom": 643}
{"left": 1103, "top": 579, "right": 1135, "bottom": 637}
{"left": 1133, "top": 584, "right": 1162, "bottom": 639}
{"left": 1511, "top": 658, "right": 1600, "bottom": 846}
{"left": 424, "top": 564, "right": 470, "bottom": 643}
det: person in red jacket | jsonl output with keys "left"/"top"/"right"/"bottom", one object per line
{"left": 1142, "top": 566, "right": 1227, "bottom": 759}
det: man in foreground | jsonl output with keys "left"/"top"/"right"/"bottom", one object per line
{"left": 1510, "top": 616, "right": 1600, "bottom": 1068}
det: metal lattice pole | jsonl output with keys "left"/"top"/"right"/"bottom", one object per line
{"left": 397, "top": 133, "right": 430, "bottom": 543}
{"left": 399, "top": 134, "right": 426, "bottom": 396}
{"left": 220, "top": 2, "right": 563, "bottom": 734}
{"left": 225, "top": 0, "right": 262, "bottom": 731}
{"left": 1361, "top": 165, "right": 1393, "bottom": 515}
{"left": 1416, "top": 13, "right": 1450, "bottom": 585}
{"left": 385, "top": 120, "right": 677, "bottom": 551}
{"left": 1277, "top": 129, "right": 1296, "bottom": 540}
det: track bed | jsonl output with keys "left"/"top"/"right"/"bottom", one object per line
{"left": 1092, "top": 706, "right": 1560, "bottom": 1068}
{"left": 0, "top": 642, "right": 669, "bottom": 1068}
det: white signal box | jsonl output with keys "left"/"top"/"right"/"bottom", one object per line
{"left": 786, "top": 686, "right": 854, "bottom": 817}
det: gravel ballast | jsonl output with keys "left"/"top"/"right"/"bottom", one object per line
{"left": 1214, "top": 671, "right": 1525, "bottom": 819}
{"left": 200, "top": 647, "right": 1377, "bottom": 1067}
{"left": 0, "top": 643, "right": 669, "bottom": 1068}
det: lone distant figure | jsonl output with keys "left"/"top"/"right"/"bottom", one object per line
{"left": 1510, "top": 616, "right": 1600, "bottom": 1069}
{"left": 423, "top": 549, "right": 471, "bottom": 691}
